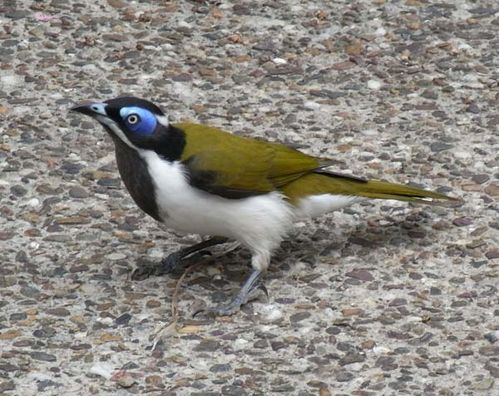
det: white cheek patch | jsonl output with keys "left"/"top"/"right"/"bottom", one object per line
{"left": 96, "top": 115, "right": 136, "bottom": 150}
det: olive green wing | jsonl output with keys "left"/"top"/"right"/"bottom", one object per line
{"left": 174, "top": 122, "right": 328, "bottom": 198}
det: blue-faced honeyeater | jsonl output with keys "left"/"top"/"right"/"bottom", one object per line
{"left": 71, "top": 96, "right": 457, "bottom": 316}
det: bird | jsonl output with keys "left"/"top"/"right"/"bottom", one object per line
{"left": 71, "top": 96, "right": 457, "bottom": 316}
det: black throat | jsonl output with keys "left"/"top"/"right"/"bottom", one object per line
{"left": 112, "top": 136, "right": 161, "bottom": 221}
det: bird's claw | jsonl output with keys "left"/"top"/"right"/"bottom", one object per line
{"left": 192, "top": 301, "right": 243, "bottom": 318}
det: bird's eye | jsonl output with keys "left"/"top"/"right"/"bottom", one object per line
{"left": 127, "top": 114, "right": 140, "bottom": 124}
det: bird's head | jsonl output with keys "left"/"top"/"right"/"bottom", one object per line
{"left": 70, "top": 96, "right": 178, "bottom": 155}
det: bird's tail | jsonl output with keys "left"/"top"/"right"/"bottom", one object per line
{"left": 282, "top": 173, "right": 459, "bottom": 205}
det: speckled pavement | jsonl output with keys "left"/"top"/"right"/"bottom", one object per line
{"left": 1, "top": 1, "right": 498, "bottom": 395}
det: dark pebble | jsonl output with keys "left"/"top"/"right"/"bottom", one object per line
{"left": 69, "top": 186, "right": 90, "bottom": 198}
{"left": 290, "top": 312, "right": 311, "bottom": 323}
{"left": 339, "top": 352, "right": 365, "bottom": 366}
{"left": 271, "top": 341, "right": 287, "bottom": 351}
{"left": 210, "top": 363, "right": 232, "bottom": 373}
{"left": 485, "top": 249, "right": 499, "bottom": 260}
{"left": 194, "top": 339, "right": 221, "bottom": 352}
{"left": 221, "top": 385, "right": 248, "bottom": 396}
{"left": 46, "top": 307, "right": 71, "bottom": 317}
{"left": 0, "top": 380, "right": 15, "bottom": 392}
{"left": 30, "top": 351, "right": 57, "bottom": 362}
{"left": 335, "top": 370, "right": 354, "bottom": 382}
{"left": 430, "top": 142, "right": 453, "bottom": 152}
{"left": 345, "top": 269, "right": 374, "bottom": 282}
{"left": 115, "top": 313, "right": 132, "bottom": 326}
{"left": 10, "top": 185, "right": 27, "bottom": 197}
{"left": 10, "top": 312, "right": 27, "bottom": 321}
{"left": 471, "top": 174, "right": 490, "bottom": 184}
{"left": 452, "top": 217, "right": 473, "bottom": 227}
{"left": 37, "top": 379, "right": 62, "bottom": 392}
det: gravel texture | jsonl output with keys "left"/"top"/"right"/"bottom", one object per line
{"left": 1, "top": 0, "right": 498, "bottom": 395}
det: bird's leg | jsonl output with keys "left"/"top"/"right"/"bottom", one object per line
{"left": 193, "top": 269, "right": 266, "bottom": 317}
{"left": 131, "top": 236, "right": 228, "bottom": 280}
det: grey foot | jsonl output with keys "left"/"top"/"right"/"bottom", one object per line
{"left": 193, "top": 270, "right": 266, "bottom": 317}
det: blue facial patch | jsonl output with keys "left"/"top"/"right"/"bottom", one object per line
{"left": 119, "top": 106, "right": 157, "bottom": 135}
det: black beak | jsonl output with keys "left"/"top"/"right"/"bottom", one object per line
{"left": 70, "top": 101, "right": 92, "bottom": 115}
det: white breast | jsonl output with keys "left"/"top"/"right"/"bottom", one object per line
{"left": 139, "top": 150, "right": 294, "bottom": 257}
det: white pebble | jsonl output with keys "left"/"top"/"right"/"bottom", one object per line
{"left": 89, "top": 363, "right": 114, "bottom": 379}
{"left": 375, "top": 27, "right": 386, "bottom": 36}
{"left": 272, "top": 57, "right": 287, "bottom": 65}
{"left": 304, "top": 101, "right": 321, "bottom": 110}
{"left": 373, "top": 346, "right": 391, "bottom": 354}
{"left": 27, "top": 198, "right": 40, "bottom": 207}
{"left": 367, "top": 80, "right": 383, "bottom": 90}
{"left": 29, "top": 242, "right": 40, "bottom": 250}
{"left": 0, "top": 74, "right": 22, "bottom": 89}
{"left": 106, "top": 252, "right": 127, "bottom": 260}
{"left": 97, "top": 317, "right": 113, "bottom": 325}
{"left": 234, "top": 338, "right": 249, "bottom": 348}
{"left": 259, "top": 304, "right": 283, "bottom": 322}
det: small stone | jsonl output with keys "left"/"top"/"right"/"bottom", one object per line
{"left": 472, "top": 378, "right": 494, "bottom": 390}
{"left": 10, "top": 184, "right": 27, "bottom": 196}
{"left": 113, "top": 372, "right": 136, "bottom": 388}
{"left": 0, "top": 231, "right": 15, "bottom": 240}
{"left": 345, "top": 269, "right": 374, "bottom": 282}
{"left": 106, "top": 252, "right": 127, "bottom": 260}
{"left": 145, "top": 375, "right": 162, "bottom": 387}
{"left": 319, "top": 387, "right": 332, "bottom": 396}
{"left": 290, "top": 312, "right": 311, "bottom": 323}
{"left": 485, "top": 183, "right": 499, "bottom": 196}
{"left": 115, "top": 313, "right": 132, "bottom": 326}
{"left": 37, "top": 379, "right": 62, "bottom": 392}
{"left": 0, "top": 330, "right": 22, "bottom": 340}
{"left": 452, "top": 217, "right": 473, "bottom": 227}
{"left": 47, "top": 307, "right": 71, "bottom": 317}
{"left": 56, "top": 216, "right": 91, "bottom": 225}
{"left": 69, "top": 186, "right": 90, "bottom": 198}
{"left": 430, "top": 142, "right": 453, "bottom": 152}
{"left": 30, "top": 351, "right": 57, "bottom": 362}
{"left": 367, "top": 80, "right": 382, "bottom": 90}
{"left": 485, "top": 249, "right": 499, "bottom": 260}
{"left": 341, "top": 307, "right": 363, "bottom": 316}
{"left": 194, "top": 339, "right": 221, "bottom": 352}
{"left": 270, "top": 341, "right": 287, "bottom": 351}
{"left": 210, "top": 363, "right": 232, "bottom": 373}
{"left": 336, "top": 370, "right": 354, "bottom": 382}
{"left": 0, "top": 380, "right": 15, "bottom": 392}
{"left": 339, "top": 352, "right": 365, "bottom": 366}
{"left": 221, "top": 385, "right": 248, "bottom": 396}
{"left": 471, "top": 174, "right": 489, "bottom": 184}
{"left": 479, "top": 345, "right": 499, "bottom": 356}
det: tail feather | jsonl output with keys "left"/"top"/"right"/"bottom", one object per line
{"left": 282, "top": 173, "right": 459, "bottom": 205}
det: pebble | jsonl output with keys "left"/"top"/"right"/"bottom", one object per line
{"left": 367, "top": 80, "right": 382, "bottom": 90}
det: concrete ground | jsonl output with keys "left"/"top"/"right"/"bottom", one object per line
{"left": 0, "top": 0, "right": 498, "bottom": 395}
